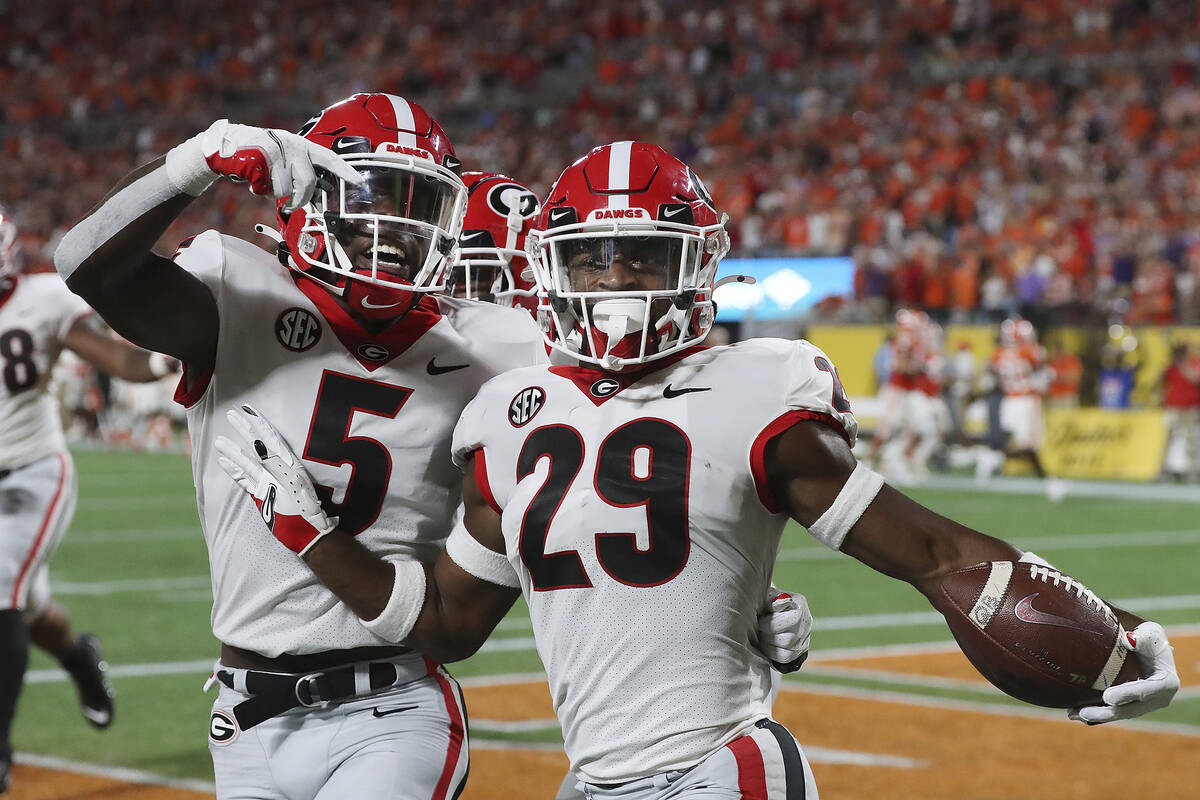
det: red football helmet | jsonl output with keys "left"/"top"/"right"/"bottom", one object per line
{"left": 0, "top": 204, "right": 18, "bottom": 279}
{"left": 527, "top": 141, "right": 729, "bottom": 370}
{"left": 448, "top": 172, "right": 540, "bottom": 311}
{"left": 274, "top": 93, "right": 467, "bottom": 319}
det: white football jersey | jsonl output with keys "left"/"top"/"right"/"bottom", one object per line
{"left": 451, "top": 339, "right": 857, "bottom": 783}
{"left": 173, "top": 231, "right": 546, "bottom": 656}
{"left": 0, "top": 273, "right": 92, "bottom": 469}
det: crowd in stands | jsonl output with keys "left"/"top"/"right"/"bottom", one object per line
{"left": 4, "top": 0, "right": 1200, "bottom": 325}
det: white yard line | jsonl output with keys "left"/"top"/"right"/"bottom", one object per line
{"left": 778, "top": 681, "right": 1200, "bottom": 737}
{"left": 51, "top": 575, "right": 210, "bottom": 595}
{"left": 11, "top": 751, "right": 216, "bottom": 793}
{"left": 66, "top": 526, "right": 201, "bottom": 542}
{"left": 779, "top": 528, "right": 1200, "bottom": 561}
{"left": 916, "top": 474, "right": 1200, "bottom": 503}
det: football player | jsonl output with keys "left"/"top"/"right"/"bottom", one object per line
{"left": 978, "top": 317, "right": 1052, "bottom": 484}
{"left": 213, "top": 142, "right": 1181, "bottom": 797}
{"left": 447, "top": 172, "right": 540, "bottom": 311}
{"left": 445, "top": 171, "right": 812, "bottom": 800}
{"left": 52, "top": 93, "right": 557, "bottom": 800}
{"left": 0, "top": 204, "right": 176, "bottom": 793}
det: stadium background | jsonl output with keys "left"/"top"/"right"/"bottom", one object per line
{"left": 2, "top": 1, "right": 1199, "bottom": 797}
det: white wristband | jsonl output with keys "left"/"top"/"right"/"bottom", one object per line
{"left": 446, "top": 520, "right": 520, "bottom": 588}
{"left": 811, "top": 462, "right": 885, "bottom": 550}
{"left": 358, "top": 559, "right": 427, "bottom": 643}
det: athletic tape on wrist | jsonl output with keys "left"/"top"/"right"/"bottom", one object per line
{"left": 164, "top": 122, "right": 223, "bottom": 197}
{"left": 446, "top": 520, "right": 520, "bottom": 588}
{"left": 358, "top": 559, "right": 427, "bottom": 643}
{"left": 53, "top": 165, "right": 186, "bottom": 282}
{"left": 809, "top": 462, "right": 885, "bottom": 550}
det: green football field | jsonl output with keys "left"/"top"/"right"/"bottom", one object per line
{"left": 13, "top": 448, "right": 1200, "bottom": 785}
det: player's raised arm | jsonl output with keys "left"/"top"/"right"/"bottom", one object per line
{"left": 214, "top": 405, "right": 521, "bottom": 664}
{"left": 52, "top": 120, "right": 362, "bottom": 366}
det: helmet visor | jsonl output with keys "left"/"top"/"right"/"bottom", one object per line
{"left": 343, "top": 168, "right": 461, "bottom": 230}
{"left": 551, "top": 235, "right": 699, "bottom": 293}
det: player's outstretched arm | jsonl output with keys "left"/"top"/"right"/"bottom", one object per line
{"left": 215, "top": 406, "right": 520, "bottom": 664}
{"left": 766, "top": 420, "right": 1023, "bottom": 595}
{"left": 767, "top": 419, "right": 1179, "bottom": 722}
{"left": 63, "top": 314, "right": 178, "bottom": 383}
{"left": 53, "top": 120, "right": 362, "bottom": 365}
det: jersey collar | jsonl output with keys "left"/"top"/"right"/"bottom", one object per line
{"left": 549, "top": 345, "right": 708, "bottom": 406}
{"left": 292, "top": 273, "right": 442, "bottom": 372}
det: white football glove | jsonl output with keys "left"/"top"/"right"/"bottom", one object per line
{"left": 756, "top": 588, "right": 813, "bottom": 674}
{"left": 165, "top": 119, "right": 363, "bottom": 211}
{"left": 214, "top": 405, "right": 338, "bottom": 556}
{"left": 1069, "top": 621, "right": 1180, "bottom": 725}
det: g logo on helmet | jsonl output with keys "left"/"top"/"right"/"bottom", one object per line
{"left": 487, "top": 182, "right": 539, "bottom": 219}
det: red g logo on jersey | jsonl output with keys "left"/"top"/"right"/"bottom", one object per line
{"left": 509, "top": 386, "right": 546, "bottom": 427}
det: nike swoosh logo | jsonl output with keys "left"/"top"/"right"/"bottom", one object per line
{"left": 663, "top": 385, "right": 711, "bottom": 399}
{"left": 549, "top": 209, "right": 571, "bottom": 220}
{"left": 360, "top": 297, "right": 405, "bottom": 310}
{"left": 427, "top": 358, "right": 470, "bottom": 375}
{"left": 1013, "top": 593, "right": 1103, "bottom": 636}
{"left": 662, "top": 206, "right": 685, "bottom": 218}
{"left": 372, "top": 705, "right": 419, "bottom": 718}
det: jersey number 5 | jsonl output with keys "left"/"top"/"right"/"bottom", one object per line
{"left": 303, "top": 371, "right": 411, "bottom": 535}
{"left": 517, "top": 418, "right": 690, "bottom": 590}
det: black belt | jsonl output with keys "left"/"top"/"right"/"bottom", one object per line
{"left": 216, "top": 661, "right": 402, "bottom": 730}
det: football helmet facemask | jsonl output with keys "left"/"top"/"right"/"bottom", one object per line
{"left": 273, "top": 93, "right": 466, "bottom": 320}
{"left": 448, "top": 172, "right": 540, "bottom": 311}
{"left": 527, "top": 141, "right": 729, "bottom": 370}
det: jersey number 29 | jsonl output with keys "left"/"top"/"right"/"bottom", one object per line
{"left": 517, "top": 418, "right": 690, "bottom": 591}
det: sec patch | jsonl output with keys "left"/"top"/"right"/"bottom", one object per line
{"left": 209, "top": 709, "right": 239, "bottom": 745}
{"left": 509, "top": 386, "right": 546, "bottom": 427}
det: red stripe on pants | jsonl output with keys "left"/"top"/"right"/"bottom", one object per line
{"left": 427, "top": 658, "right": 466, "bottom": 800}
{"left": 11, "top": 453, "right": 68, "bottom": 607}
{"left": 727, "top": 734, "right": 768, "bottom": 800}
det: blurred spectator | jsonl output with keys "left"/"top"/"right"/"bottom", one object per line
{"left": 2, "top": 0, "right": 1200, "bottom": 328}
{"left": 945, "top": 340, "right": 977, "bottom": 445}
{"left": 1046, "top": 340, "right": 1084, "bottom": 408}
{"left": 871, "top": 333, "right": 894, "bottom": 393}
{"left": 1160, "top": 342, "right": 1200, "bottom": 482}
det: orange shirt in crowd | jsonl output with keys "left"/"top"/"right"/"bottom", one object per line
{"left": 1047, "top": 351, "right": 1083, "bottom": 399}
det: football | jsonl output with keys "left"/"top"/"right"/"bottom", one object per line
{"left": 937, "top": 561, "right": 1141, "bottom": 708}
